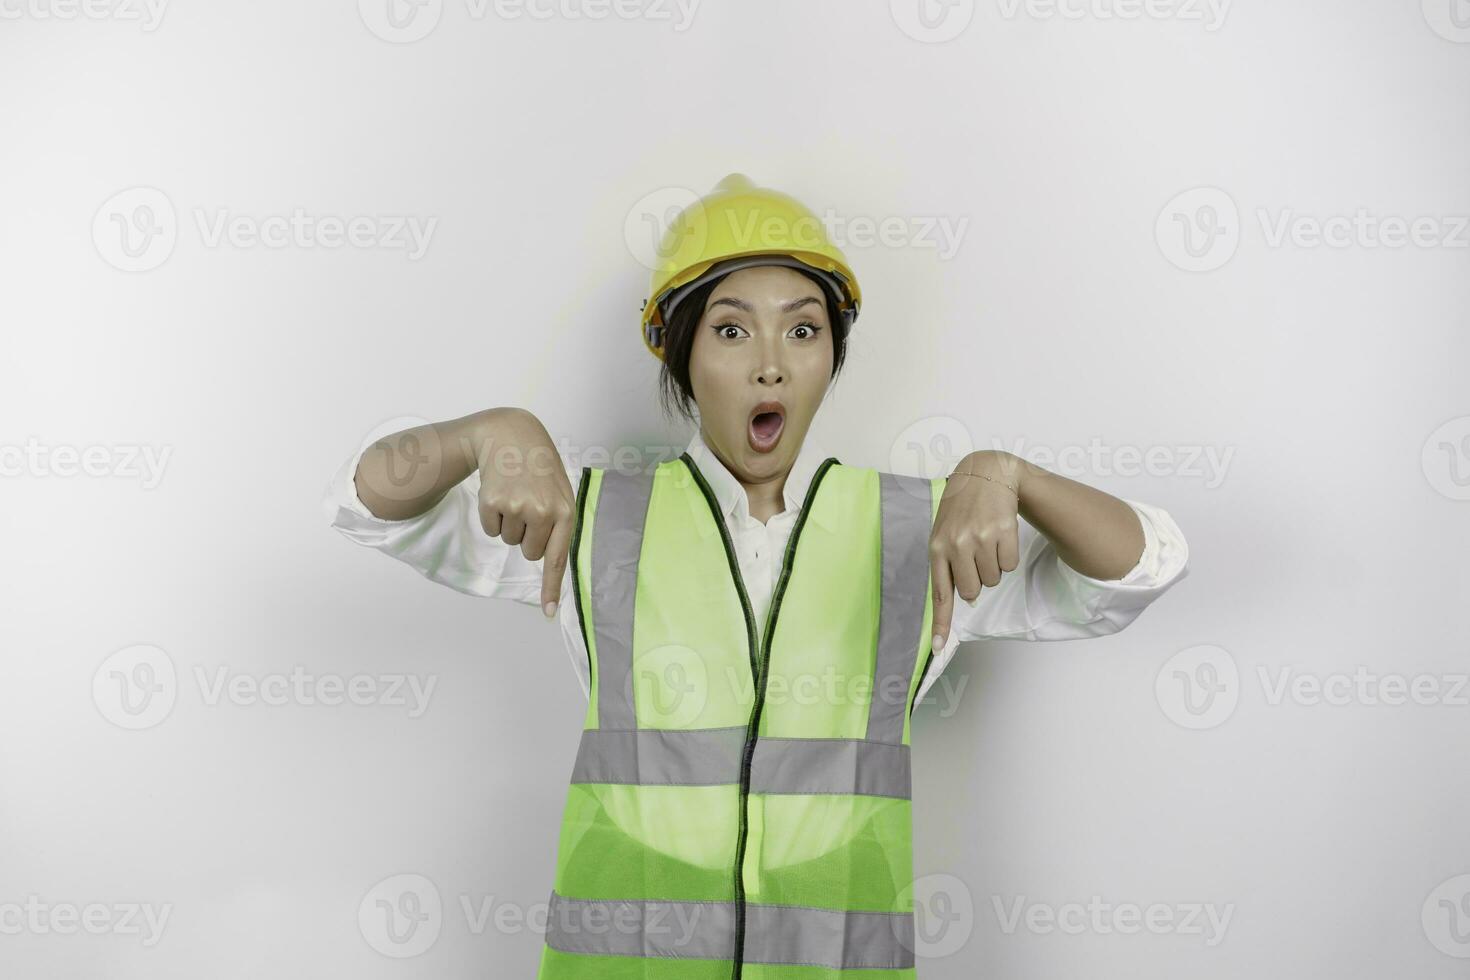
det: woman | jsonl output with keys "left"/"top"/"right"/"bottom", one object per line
{"left": 323, "top": 174, "right": 1190, "bottom": 978}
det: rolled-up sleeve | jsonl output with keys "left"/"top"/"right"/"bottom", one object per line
{"left": 321, "top": 434, "right": 570, "bottom": 606}
{"left": 1039, "top": 498, "right": 1190, "bottom": 636}
{"left": 956, "top": 498, "right": 1190, "bottom": 642}
{"left": 915, "top": 498, "right": 1189, "bottom": 706}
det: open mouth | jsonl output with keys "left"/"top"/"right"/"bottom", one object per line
{"left": 747, "top": 402, "right": 786, "bottom": 453}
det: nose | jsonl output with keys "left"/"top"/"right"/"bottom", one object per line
{"left": 752, "top": 335, "right": 785, "bottom": 386}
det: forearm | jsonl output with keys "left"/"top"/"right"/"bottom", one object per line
{"left": 353, "top": 406, "right": 555, "bottom": 522}
{"left": 962, "top": 450, "right": 1145, "bottom": 582}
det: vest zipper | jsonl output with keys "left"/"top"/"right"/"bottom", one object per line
{"left": 911, "top": 648, "right": 935, "bottom": 719}
{"left": 567, "top": 466, "right": 593, "bottom": 686}
{"left": 678, "top": 452, "right": 839, "bottom": 980}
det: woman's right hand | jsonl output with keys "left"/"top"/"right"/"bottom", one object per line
{"left": 471, "top": 408, "right": 577, "bottom": 619}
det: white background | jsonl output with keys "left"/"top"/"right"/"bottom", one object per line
{"left": 3, "top": 0, "right": 1468, "bottom": 976}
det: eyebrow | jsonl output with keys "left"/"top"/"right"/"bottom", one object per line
{"left": 708, "top": 295, "right": 823, "bottom": 314}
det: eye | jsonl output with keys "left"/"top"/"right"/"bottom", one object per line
{"left": 789, "top": 321, "right": 822, "bottom": 341}
{"left": 712, "top": 321, "right": 748, "bottom": 341}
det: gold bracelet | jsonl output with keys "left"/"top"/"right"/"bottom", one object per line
{"left": 949, "top": 466, "right": 1019, "bottom": 498}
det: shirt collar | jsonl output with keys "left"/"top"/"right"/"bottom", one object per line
{"left": 683, "top": 425, "right": 832, "bottom": 525}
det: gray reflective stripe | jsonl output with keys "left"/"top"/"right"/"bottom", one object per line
{"left": 568, "top": 728, "right": 911, "bottom": 799}
{"left": 588, "top": 469, "right": 656, "bottom": 730}
{"left": 545, "top": 890, "right": 735, "bottom": 960}
{"left": 867, "top": 472, "right": 935, "bottom": 744}
{"left": 544, "top": 891, "right": 915, "bottom": 970}
{"left": 745, "top": 902, "right": 915, "bottom": 970}
{"left": 750, "top": 737, "right": 911, "bottom": 799}
{"left": 570, "top": 726, "right": 747, "bottom": 786}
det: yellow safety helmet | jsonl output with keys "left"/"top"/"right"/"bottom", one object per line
{"left": 640, "top": 173, "right": 862, "bottom": 361}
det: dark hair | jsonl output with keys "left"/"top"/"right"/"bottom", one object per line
{"left": 656, "top": 267, "right": 851, "bottom": 425}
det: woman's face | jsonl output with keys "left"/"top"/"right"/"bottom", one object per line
{"left": 688, "top": 264, "right": 834, "bottom": 484}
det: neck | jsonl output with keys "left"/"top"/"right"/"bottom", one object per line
{"left": 701, "top": 427, "right": 790, "bottom": 525}
{"left": 745, "top": 476, "right": 786, "bottom": 525}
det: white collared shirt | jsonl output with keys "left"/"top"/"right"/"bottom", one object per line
{"left": 322, "top": 426, "right": 1190, "bottom": 706}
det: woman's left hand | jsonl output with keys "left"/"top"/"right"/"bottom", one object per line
{"left": 928, "top": 450, "right": 1027, "bottom": 653}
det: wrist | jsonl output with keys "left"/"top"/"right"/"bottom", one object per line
{"left": 450, "top": 410, "right": 498, "bottom": 473}
{"left": 452, "top": 407, "right": 526, "bottom": 477}
{"left": 464, "top": 407, "right": 562, "bottom": 480}
{"left": 954, "top": 450, "right": 1031, "bottom": 496}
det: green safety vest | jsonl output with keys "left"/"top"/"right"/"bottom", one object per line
{"left": 537, "top": 451, "right": 944, "bottom": 980}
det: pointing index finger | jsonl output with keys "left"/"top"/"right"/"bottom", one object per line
{"left": 930, "top": 546, "right": 954, "bottom": 654}
{"left": 541, "top": 514, "right": 573, "bottom": 618}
